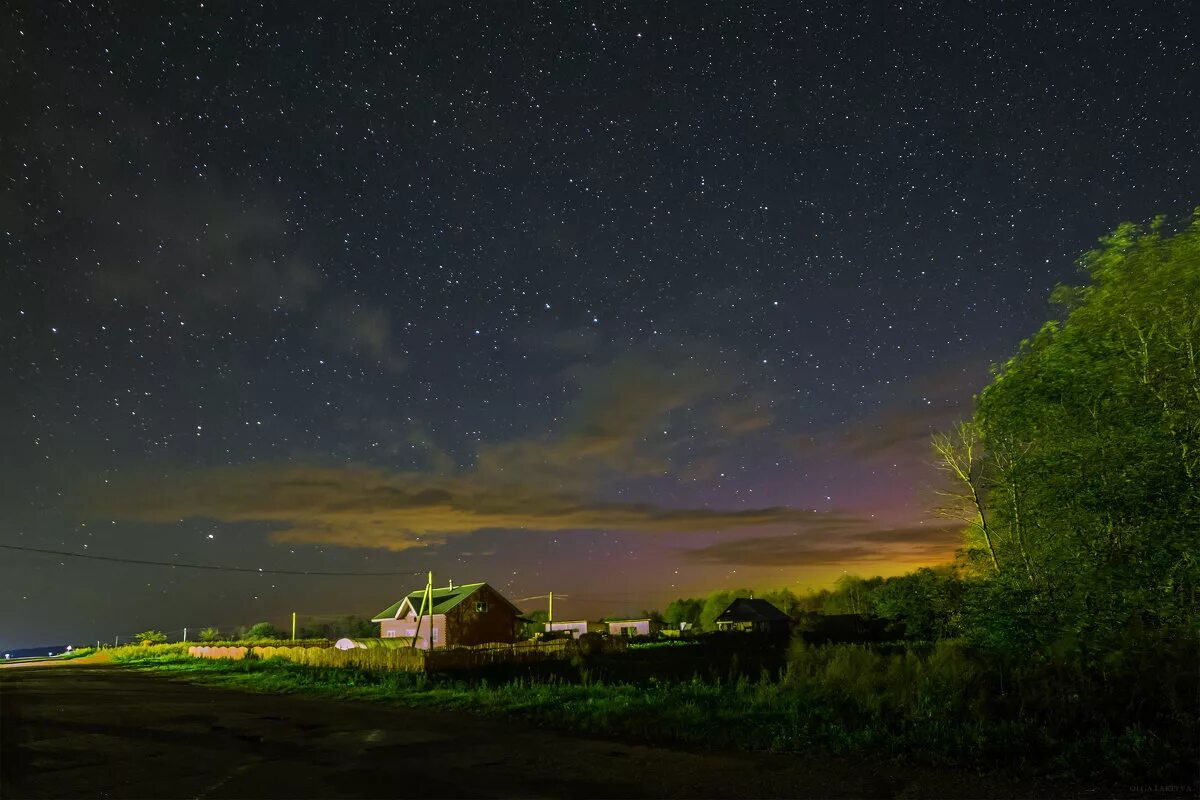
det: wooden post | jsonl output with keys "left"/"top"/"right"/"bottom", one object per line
{"left": 425, "top": 572, "right": 434, "bottom": 648}
{"left": 409, "top": 589, "right": 426, "bottom": 649}
{"left": 411, "top": 571, "right": 434, "bottom": 649}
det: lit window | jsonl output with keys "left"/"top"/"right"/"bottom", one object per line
{"left": 384, "top": 630, "right": 395, "bottom": 638}
{"left": 476, "top": 601, "right": 489, "bottom": 613}
{"left": 432, "top": 627, "right": 439, "bottom": 642}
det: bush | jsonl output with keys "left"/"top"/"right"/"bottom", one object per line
{"left": 242, "top": 622, "right": 282, "bottom": 640}
{"left": 133, "top": 630, "right": 168, "bottom": 645}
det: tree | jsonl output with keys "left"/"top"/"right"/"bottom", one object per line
{"left": 242, "top": 622, "right": 282, "bottom": 640}
{"left": 700, "top": 588, "right": 753, "bottom": 630}
{"left": 134, "top": 630, "right": 167, "bottom": 645}
{"left": 197, "top": 627, "right": 221, "bottom": 642}
{"left": 638, "top": 609, "right": 665, "bottom": 625}
{"left": 663, "top": 598, "right": 703, "bottom": 629}
{"left": 760, "top": 588, "right": 803, "bottom": 618}
{"left": 520, "top": 609, "right": 549, "bottom": 639}
{"left": 938, "top": 211, "right": 1200, "bottom": 648}
{"left": 932, "top": 421, "right": 1001, "bottom": 572}
{"left": 869, "top": 567, "right": 966, "bottom": 641}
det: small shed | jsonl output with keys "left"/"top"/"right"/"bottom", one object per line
{"left": 714, "top": 598, "right": 790, "bottom": 635}
{"left": 607, "top": 618, "right": 660, "bottom": 638}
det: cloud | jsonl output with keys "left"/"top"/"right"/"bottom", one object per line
{"left": 679, "top": 523, "right": 963, "bottom": 566}
{"left": 89, "top": 346, "right": 791, "bottom": 548}
{"left": 95, "top": 464, "right": 833, "bottom": 551}
{"left": 478, "top": 348, "right": 775, "bottom": 483}
{"left": 794, "top": 357, "right": 996, "bottom": 463}
{"left": 20, "top": 86, "right": 404, "bottom": 369}
{"left": 316, "top": 297, "right": 407, "bottom": 372}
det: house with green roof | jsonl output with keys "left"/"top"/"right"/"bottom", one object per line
{"left": 371, "top": 581, "right": 522, "bottom": 649}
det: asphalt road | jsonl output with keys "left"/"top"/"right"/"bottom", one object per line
{"left": 2, "top": 664, "right": 1078, "bottom": 799}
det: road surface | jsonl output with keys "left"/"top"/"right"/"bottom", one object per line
{"left": 2, "top": 664, "right": 1077, "bottom": 799}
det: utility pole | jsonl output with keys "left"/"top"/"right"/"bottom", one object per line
{"left": 424, "top": 572, "right": 433, "bottom": 647}
{"left": 291, "top": 611, "right": 297, "bottom": 641}
{"left": 410, "top": 571, "right": 433, "bottom": 649}
{"left": 517, "top": 592, "right": 569, "bottom": 636}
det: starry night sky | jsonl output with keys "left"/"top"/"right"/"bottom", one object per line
{"left": 2, "top": 2, "right": 1196, "bottom": 648}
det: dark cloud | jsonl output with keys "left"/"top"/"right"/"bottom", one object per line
{"left": 679, "top": 523, "right": 963, "bottom": 566}
{"left": 794, "top": 357, "right": 996, "bottom": 462}
{"left": 89, "top": 347, "right": 790, "bottom": 547}
{"left": 94, "top": 463, "right": 832, "bottom": 551}
{"left": 20, "top": 92, "right": 405, "bottom": 369}
{"left": 479, "top": 347, "right": 775, "bottom": 482}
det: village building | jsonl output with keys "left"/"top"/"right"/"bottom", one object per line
{"left": 371, "top": 582, "right": 522, "bottom": 650}
{"left": 714, "top": 598, "right": 791, "bottom": 635}
{"left": 606, "top": 618, "right": 660, "bottom": 637}
{"left": 544, "top": 620, "right": 605, "bottom": 639}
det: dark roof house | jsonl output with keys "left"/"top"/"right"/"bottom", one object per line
{"left": 714, "top": 597, "right": 790, "bottom": 635}
{"left": 371, "top": 582, "right": 522, "bottom": 649}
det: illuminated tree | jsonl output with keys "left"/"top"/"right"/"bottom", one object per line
{"left": 242, "top": 622, "right": 282, "bottom": 640}
{"left": 134, "top": 630, "right": 168, "bottom": 645}
{"left": 941, "top": 211, "right": 1200, "bottom": 648}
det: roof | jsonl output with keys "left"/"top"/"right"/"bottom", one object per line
{"left": 714, "top": 598, "right": 789, "bottom": 623}
{"left": 371, "top": 582, "right": 521, "bottom": 621}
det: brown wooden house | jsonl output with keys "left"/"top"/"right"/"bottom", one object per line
{"left": 714, "top": 597, "right": 790, "bottom": 635}
{"left": 371, "top": 582, "right": 522, "bottom": 649}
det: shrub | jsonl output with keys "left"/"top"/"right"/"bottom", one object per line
{"left": 242, "top": 622, "right": 283, "bottom": 640}
{"left": 133, "top": 630, "right": 168, "bottom": 645}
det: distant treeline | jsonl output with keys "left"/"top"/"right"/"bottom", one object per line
{"left": 661, "top": 569, "right": 966, "bottom": 641}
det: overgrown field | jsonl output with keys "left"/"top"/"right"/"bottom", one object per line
{"left": 112, "top": 631, "right": 1196, "bottom": 785}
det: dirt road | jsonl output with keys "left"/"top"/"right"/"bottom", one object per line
{"left": 1, "top": 665, "right": 1077, "bottom": 799}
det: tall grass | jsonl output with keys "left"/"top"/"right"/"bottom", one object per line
{"left": 113, "top": 630, "right": 1197, "bottom": 785}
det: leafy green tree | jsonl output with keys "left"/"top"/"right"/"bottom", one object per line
{"left": 520, "top": 609, "right": 549, "bottom": 639}
{"left": 663, "top": 598, "right": 703, "bottom": 629}
{"left": 826, "top": 575, "right": 884, "bottom": 615}
{"left": 348, "top": 615, "right": 377, "bottom": 638}
{"left": 869, "top": 567, "right": 966, "bottom": 641}
{"left": 134, "top": 630, "right": 168, "bottom": 645}
{"left": 638, "top": 609, "right": 665, "bottom": 625}
{"left": 242, "top": 621, "right": 282, "bottom": 640}
{"left": 938, "top": 211, "right": 1200, "bottom": 650}
{"left": 699, "top": 588, "right": 753, "bottom": 630}
{"left": 759, "top": 588, "right": 803, "bottom": 618}
{"left": 197, "top": 627, "right": 221, "bottom": 642}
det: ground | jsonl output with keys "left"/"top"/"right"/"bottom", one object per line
{"left": 2, "top": 663, "right": 1094, "bottom": 799}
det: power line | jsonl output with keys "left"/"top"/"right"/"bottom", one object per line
{"left": 0, "top": 544, "right": 425, "bottom": 577}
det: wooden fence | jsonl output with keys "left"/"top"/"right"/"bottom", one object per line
{"left": 187, "top": 638, "right": 578, "bottom": 673}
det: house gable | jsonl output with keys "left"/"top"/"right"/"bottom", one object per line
{"left": 444, "top": 583, "right": 521, "bottom": 646}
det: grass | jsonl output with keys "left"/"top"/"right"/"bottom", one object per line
{"left": 110, "top": 636, "right": 1197, "bottom": 786}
